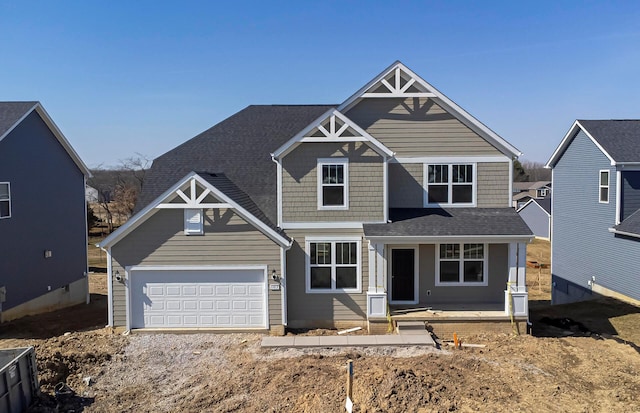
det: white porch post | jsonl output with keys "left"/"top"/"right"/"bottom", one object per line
{"left": 367, "top": 241, "right": 387, "bottom": 318}
{"left": 505, "top": 242, "right": 528, "bottom": 317}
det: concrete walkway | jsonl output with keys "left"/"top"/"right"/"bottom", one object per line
{"left": 261, "top": 332, "right": 436, "bottom": 348}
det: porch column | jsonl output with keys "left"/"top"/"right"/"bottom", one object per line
{"left": 505, "top": 242, "right": 528, "bottom": 317}
{"left": 367, "top": 241, "right": 387, "bottom": 318}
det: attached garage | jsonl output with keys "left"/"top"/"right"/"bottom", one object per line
{"left": 127, "top": 266, "right": 268, "bottom": 329}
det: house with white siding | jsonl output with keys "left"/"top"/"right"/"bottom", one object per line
{"left": 99, "top": 62, "right": 533, "bottom": 335}
{"left": 546, "top": 120, "right": 640, "bottom": 305}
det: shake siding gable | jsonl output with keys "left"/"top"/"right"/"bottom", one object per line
{"left": 110, "top": 208, "right": 282, "bottom": 327}
{"left": 477, "top": 162, "right": 511, "bottom": 207}
{"left": 345, "top": 98, "right": 503, "bottom": 157}
{"left": 553, "top": 130, "right": 640, "bottom": 303}
{"left": 389, "top": 163, "right": 423, "bottom": 208}
{"left": 281, "top": 142, "right": 384, "bottom": 223}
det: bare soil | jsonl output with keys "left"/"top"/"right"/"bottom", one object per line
{"left": 1, "top": 241, "right": 639, "bottom": 412}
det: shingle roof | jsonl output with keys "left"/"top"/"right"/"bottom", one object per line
{"left": 0, "top": 101, "right": 38, "bottom": 138}
{"left": 196, "top": 172, "right": 289, "bottom": 240}
{"left": 613, "top": 208, "right": 640, "bottom": 238}
{"left": 578, "top": 120, "right": 640, "bottom": 163}
{"left": 363, "top": 208, "right": 533, "bottom": 237}
{"left": 137, "top": 105, "right": 337, "bottom": 228}
{"left": 533, "top": 198, "right": 551, "bottom": 215}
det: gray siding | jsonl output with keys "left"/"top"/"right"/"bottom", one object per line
{"left": 110, "top": 208, "right": 282, "bottom": 327}
{"left": 518, "top": 203, "right": 550, "bottom": 239}
{"left": 282, "top": 142, "right": 384, "bottom": 223}
{"left": 346, "top": 98, "right": 503, "bottom": 157}
{"left": 285, "top": 229, "right": 369, "bottom": 327}
{"left": 389, "top": 163, "right": 423, "bottom": 208}
{"left": 387, "top": 162, "right": 510, "bottom": 208}
{"left": 621, "top": 171, "right": 640, "bottom": 221}
{"left": 552, "top": 130, "right": 640, "bottom": 303}
{"left": 0, "top": 111, "right": 87, "bottom": 310}
{"left": 477, "top": 162, "right": 511, "bottom": 207}
{"left": 414, "top": 244, "right": 508, "bottom": 305}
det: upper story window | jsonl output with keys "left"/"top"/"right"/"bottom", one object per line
{"left": 184, "top": 208, "right": 204, "bottom": 235}
{"left": 599, "top": 170, "right": 609, "bottom": 203}
{"left": 436, "top": 243, "right": 488, "bottom": 286}
{"left": 0, "top": 183, "right": 10, "bottom": 219}
{"left": 425, "top": 164, "right": 475, "bottom": 206}
{"left": 306, "top": 238, "right": 361, "bottom": 293}
{"left": 318, "top": 158, "right": 349, "bottom": 210}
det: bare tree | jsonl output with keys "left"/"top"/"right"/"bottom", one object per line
{"left": 521, "top": 160, "right": 551, "bottom": 181}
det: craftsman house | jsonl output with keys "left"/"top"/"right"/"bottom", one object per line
{"left": 0, "top": 102, "right": 91, "bottom": 322}
{"left": 99, "top": 62, "right": 532, "bottom": 335}
{"left": 546, "top": 120, "right": 640, "bottom": 305}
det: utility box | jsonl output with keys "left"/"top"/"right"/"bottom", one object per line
{"left": 0, "top": 347, "right": 39, "bottom": 413}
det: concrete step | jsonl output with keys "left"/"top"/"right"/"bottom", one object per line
{"left": 396, "top": 321, "right": 426, "bottom": 334}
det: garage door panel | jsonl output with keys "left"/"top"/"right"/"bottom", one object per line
{"left": 130, "top": 269, "right": 266, "bottom": 329}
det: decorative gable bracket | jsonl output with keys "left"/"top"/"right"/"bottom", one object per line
{"left": 362, "top": 66, "right": 436, "bottom": 98}
{"left": 272, "top": 109, "right": 394, "bottom": 159}
{"left": 156, "top": 177, "right": 232, "bottom": 209}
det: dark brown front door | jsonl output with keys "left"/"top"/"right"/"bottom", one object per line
{"left": 391, "top": 248, "right": 415, "bottom": 302}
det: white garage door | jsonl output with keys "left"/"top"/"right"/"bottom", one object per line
{"left": 129, "top": 268, "right": 266, "bottom": 329}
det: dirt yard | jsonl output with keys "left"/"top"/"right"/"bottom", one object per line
{"left": 1, "top": 241, "right": 639, "bottom": 412}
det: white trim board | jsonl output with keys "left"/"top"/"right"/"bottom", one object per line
{"left": 391, "top": 156, "right": 509, "bottom": 164}
{"left": 516, "top": 198, "right": 551, "bottom": 217}
{"left": 546, "top": 120, "right": 616, "bottom": 168}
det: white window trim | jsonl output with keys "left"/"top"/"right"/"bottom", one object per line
{"left": 184, "top": 208, "right": 204, "bottom": 235}
{"left": 305, "top": 236, "right": 361, "bottom": 294}
{"left": 599, "top": 170, "right": 610, "bottom": 204}
{"left": 0, "top": 182, "right": 10, "bottom": 219}
{"left": 317, "top": 158, "right": 349, "bottom": 210}
{"left": 423, "top": 163, "right": 477, "bottom": 207}
{"left": 435, "top": 243, "right": 488, "bottom": 287}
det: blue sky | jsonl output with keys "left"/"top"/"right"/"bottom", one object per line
{"left": 1, "top": 1, "right": 639, "bottom": 167}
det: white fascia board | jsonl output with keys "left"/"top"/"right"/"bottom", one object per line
{"left": 338, "top": 61, "right": 522, "bottom": 158}
{"left": 272, "top": 109, "right": 393, "bottom": 159}
{"left": 0, "top": 103, "right": 91, "bottom": 176}
{"left": 366, "top": 235, "right": 533, "bottom": 244}
{"left": 608, "top": 227, "right": 640, "bottom": 239}
{"left": 515, "top": 198, "right": 535, "bottom": 213}
{"left": 546, "top": 120, "right": 616, "bottom": 168}
{"left": 391, "top": 155, "right": 509, "bottom": 164}
{"left": 99, "top": 172, "right": 292, "bottom": 249}
{"left": 127, "top": 264, "right": 269, "bottom": 272}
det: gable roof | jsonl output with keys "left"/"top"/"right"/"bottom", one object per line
{"left": 100, "top": 171, "right": 291, "bottom": 249}
{"left": 0, "top": 101, "right": 91, "bottom": 176}
{"left": 516, "top": 197, "right": 551, "bottom": 216}
{"left": 547, "top": 120, "right": 640, "bottom": 167}
{"left": 338, "top": 61, "right": 522, "bottom": 158}
{"left": 136, "top": 105, "right": 336, "bottom": 225}
{"left": 513, "top": 181, "right": 551, "bottom": 191}
{"left": 272, "top": 108, "right": 394, "bottom": 158}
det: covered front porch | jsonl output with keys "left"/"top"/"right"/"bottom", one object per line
{"left": 362, "top": 208, "right": 533, "bottom": 334}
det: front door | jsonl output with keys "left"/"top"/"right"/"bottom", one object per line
{"left": 391, "top": 248, "right": 416, "bottom": 303}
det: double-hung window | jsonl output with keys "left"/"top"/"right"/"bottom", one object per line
{"left": 306, "top": 239, "right": 360, "bottom": 293}
{"left": 318, "top": 158, "right": 348, "bottom": 209}
{"left": 0, "top": 183, "right": 10, "bottom": 219}
{"left": 436, "top": 243, "right": 487, "bottom": 286}
{"left": 599, "top": 170, "right": 609, "bottom": 203}
{"left": 425, "top": 164, "right": 474, "bottom": 206}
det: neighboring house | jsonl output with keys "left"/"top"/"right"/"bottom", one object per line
{"left": 86, "top": 185, "right": 99, "bottom": 203}
{"left": 517, "top": 197, "right": 551, "bottom": 239}
{"left": 512, "top": 181, "right": 551, "bottom": 208}
{"left": 546, "top": 120, "right": 640, "bottom": 305}
{"left": 0, "top": 102, "right": 91, "bottom": 322}
{"left": 99, "top": 62, "right": 532, "bottom": 335}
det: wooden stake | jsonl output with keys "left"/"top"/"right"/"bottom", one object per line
{"left": 453, "top": 333, "right": 459, "bottom": 348}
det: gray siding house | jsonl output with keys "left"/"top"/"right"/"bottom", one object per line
{"left": 517, "top": 198, "right": 551, "bottom": 239}
{"left": 99, "top": 62, "right": 533, "bottom": 334}
{"left": 0, "top": 102, "right": 91, "bottom": 322}
{"left": 547, "top": 120, "right": 640, "bottom": 305}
